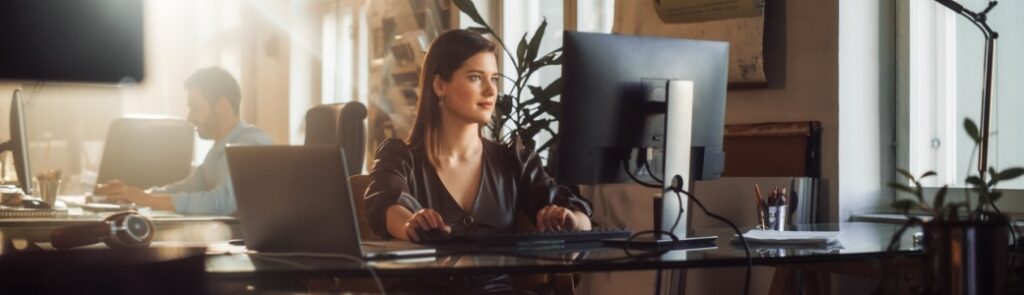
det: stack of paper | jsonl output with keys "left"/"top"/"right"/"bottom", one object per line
{"left": 734, "top": 230, "right": 841, "bottom": 247}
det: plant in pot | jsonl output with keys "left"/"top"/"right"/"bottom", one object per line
{"left": 451, "top": 0, "right": 564, "bottom": 169}
{"left": 887, "top": 118, "right": 1022, "bottom": 295}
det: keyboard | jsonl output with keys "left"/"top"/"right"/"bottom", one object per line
{"left": 420, "top": 228, "right": 632, "bottom": 246}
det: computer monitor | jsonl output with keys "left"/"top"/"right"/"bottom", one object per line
{"left": 557, "top": 32, "right": 729, "bottom": 186}
{"left": 0, "top": 90, "right": 33, "bottom": 195}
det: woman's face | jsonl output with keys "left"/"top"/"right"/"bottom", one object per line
{"left": 434, "top": 51, "right": 499, "bottom": 125}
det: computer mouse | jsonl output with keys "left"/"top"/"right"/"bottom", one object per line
{"left": 417, "top": 228, "right": 451, "bottom": 242}
{"left": 22, "top": 199, "right": 51, "bottom": 209}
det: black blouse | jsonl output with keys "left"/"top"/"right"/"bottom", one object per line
{"left": 365, "top": 138, "right": 593, "bottom": 240}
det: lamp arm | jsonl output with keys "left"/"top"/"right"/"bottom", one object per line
{"left": 934, "top": 0, "right": 999, "bottom": 182}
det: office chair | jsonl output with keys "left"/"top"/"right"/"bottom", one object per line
{"left": 347, "top": 174, "right": 382, "bottom": 241}
{"left": 304, "top": 102, "right": 367, "bottom": 177}
{"left": 96, "top": 117, "right": 194, "bottom": 189}
{"left": 721, "top": 121, "right": 822, "bottom": 177}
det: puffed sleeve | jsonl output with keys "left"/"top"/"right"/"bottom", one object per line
{"left": 510, "top": 137, "right": 593, "bottom": 223}
{"left": 365, "top": 139, "right": 425, "bottom": 239}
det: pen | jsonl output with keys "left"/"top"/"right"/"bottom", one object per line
{"left": 754, "top": 184, "right": 766, "bottom": 228}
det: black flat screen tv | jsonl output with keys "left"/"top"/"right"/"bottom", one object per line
{"left": 0, "top": 0, "right": 144, "bottom": 83}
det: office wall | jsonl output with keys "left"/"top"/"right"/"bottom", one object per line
{"left": 577, "top": 1, "right": 841, "bottom": 295}
{"left": 724, "top": 0, "right": 841, "bottom": 222}
{"left": 838, "top": 0, "right": 896, "bottom": 224}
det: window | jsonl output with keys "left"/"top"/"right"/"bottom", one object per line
{"left": 576, "top": 0, "right": 616, "bottom": 33}
{"left": 904, "top": 0, "right": 1024, "bottom": 188}
{"left": 453, "top": 0, "right": 614, "bottom": 160}
{"left": 322, "top": 1, "right": 369, "bottom": 105}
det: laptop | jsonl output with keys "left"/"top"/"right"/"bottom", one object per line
{"left": 225, "top": 145, "right": 435, "bottom": 259}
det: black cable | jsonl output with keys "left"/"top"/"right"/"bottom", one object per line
{"left": 671, "top": 187, "right": 752, "bottom": 295}
{"left": 622, "top": 156, "right": 661, "bottom": 188}
{"left": 641, "top": 148, "right": 664, "bottom": 184}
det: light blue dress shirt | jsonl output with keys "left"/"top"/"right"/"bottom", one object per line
{"left": 150, "top": 122, "right": 271, "bottom": 215}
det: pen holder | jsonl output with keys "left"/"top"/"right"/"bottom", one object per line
{"left": 762, "top": 205, "right": 787, "bottom": 231}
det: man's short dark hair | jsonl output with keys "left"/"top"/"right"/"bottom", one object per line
{"left": 184, "top": 67, "right": 241, "bottom": 114}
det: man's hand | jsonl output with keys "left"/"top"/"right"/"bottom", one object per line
{"left": 104, "top": 185, "right": 149, "bottom": 205}
{"left": 536, "top": 204, "right": 592, "bottom": 232}
{"left": 94, "top": 180, "right": 128, "bottom": 196}
{"left": 99, "top": 181, "right": 175, "bottom": 211}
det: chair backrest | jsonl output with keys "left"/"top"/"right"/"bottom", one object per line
{"left": 96, "top": 117, "right": 194, "bottom": 189}
{"left": 347, "top": 174, "right": 382, "bottom": 241}
{"left": 722, "top": 121, "right": 822, "bottom": 177}
{"left": 305, "top": 102, "right": 367, "bottom": 177}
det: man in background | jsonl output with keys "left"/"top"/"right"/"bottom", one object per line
{"left": 95, "top": 67, "right": 271, "bottom": 215}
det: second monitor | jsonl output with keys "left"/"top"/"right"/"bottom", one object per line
{"left": 557, "top": 32, "right": 729, "bottom": 240}
{"left": 557, "top": 31, "right": 729, "bottom": 186}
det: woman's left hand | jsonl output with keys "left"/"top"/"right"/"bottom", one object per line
{"left": 536, "top": 204, "right": 592, "bottom": 232}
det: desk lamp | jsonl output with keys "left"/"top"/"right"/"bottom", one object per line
{"left": 933, "top": 0, "right": 999, "bottom": 182}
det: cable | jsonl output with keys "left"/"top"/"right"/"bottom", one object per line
{"left": 250, "top": 252, "right": 386, "bottom": 294}
{"left": 622, "top": 155, "right": 661, "bottom": 188}
{"left": 671, "top": 186, "right": 752, "bottom": 295}
{"left": 641, "top": 148, "right": 664, "bottom": 184}
{"left": 623, "top": 151, "right": 749, "bottom": 294}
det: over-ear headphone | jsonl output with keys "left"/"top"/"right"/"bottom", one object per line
{"left": 50, "top": 211, "right": 155, "bottom": 250}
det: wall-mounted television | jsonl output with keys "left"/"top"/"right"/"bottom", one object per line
{"left": 0, "top": 0, "right": 144, "bottom": 83}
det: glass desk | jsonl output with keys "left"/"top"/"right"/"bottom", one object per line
{"left": 205, "top": 222, "right": 923, "bottom": 278}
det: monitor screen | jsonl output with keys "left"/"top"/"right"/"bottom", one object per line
{"left": 0, "top": 0, "right": 144, "bottom": 83}
{"left": 0, "top": 90, "right": 33, "bottom": 195}
{"left": 557, "top": 32, "right": 729, "bottom": 185}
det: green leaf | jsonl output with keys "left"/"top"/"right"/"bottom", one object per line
{"left": 966, "top": 176, "right": 986, "bottom": 188}
{"left": 896, "top": 168, "right": 915, "bottom": 181}
{"left": 537, "top": 101, "right": 561, "bottom": 117}
{"left": 964, "top": 118, "right": 982, "bottom": 144}
{"left": 525, "top": 19, "right": 547, "bottom": 64}
{"left": 452, "top": 0, "right": 488, "bottom": 28}
{"left": 536, "top": 137, "right": 557, "bottom": 154}
{"left": 515, "top": 32, "right": 529, "bottom": 70}
{"left": 887, "top": 182, "right": 916, "bottom": 194}
{"left": 526, "top": 85, "right": 544, "bottom": 103}
{"left": 989, "top": 190, "right": 1003, "bottom": 203}
{"left": 891, "top": 199, "right": 918, "bottom": 213}
{"left": 913, "top": 181, "right": 924, "bottom": 203}
{"left": 521, "top": 78, "right": 563, "bottom": 107}
{"left": 466, "top": 26, "right": 492, "bottom": 36}
{"left": 997, "top": 167, "right": 1024, "bottom": 181}
{"left": 933, "top": 185, "right": 948, "bottom": 210}
{"left": 920, "top": 171, "right": 937, "bottom": 179}
{"left": 529, "top": 51, "right": 562, "bottom": 71}
{"left": 497, "top": 94, "right": 515, "bottom": 114}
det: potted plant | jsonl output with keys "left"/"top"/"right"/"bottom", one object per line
{"left": 887, "top": 118, "right": 1022, "bottom": 294}
{"left": 451, "top": 0, "right": 564, "bottom": 165}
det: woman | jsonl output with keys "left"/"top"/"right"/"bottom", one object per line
{"left": 365, "top": 30, "right": 593, "bottom": 293}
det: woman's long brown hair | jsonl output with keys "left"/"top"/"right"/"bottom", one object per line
{"left": 406, "top": 30, "right": 496, "bottom": 167}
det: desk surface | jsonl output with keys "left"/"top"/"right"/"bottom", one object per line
{"left": 0, "top": 219, "right": 923, "bottom": 277}
{"left": 205, "top": 222, "right": 922, "bottom": 278}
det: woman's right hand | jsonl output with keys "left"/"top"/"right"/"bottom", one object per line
{"left": 404, "top": 208, "right": 451, "bottom": 241}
